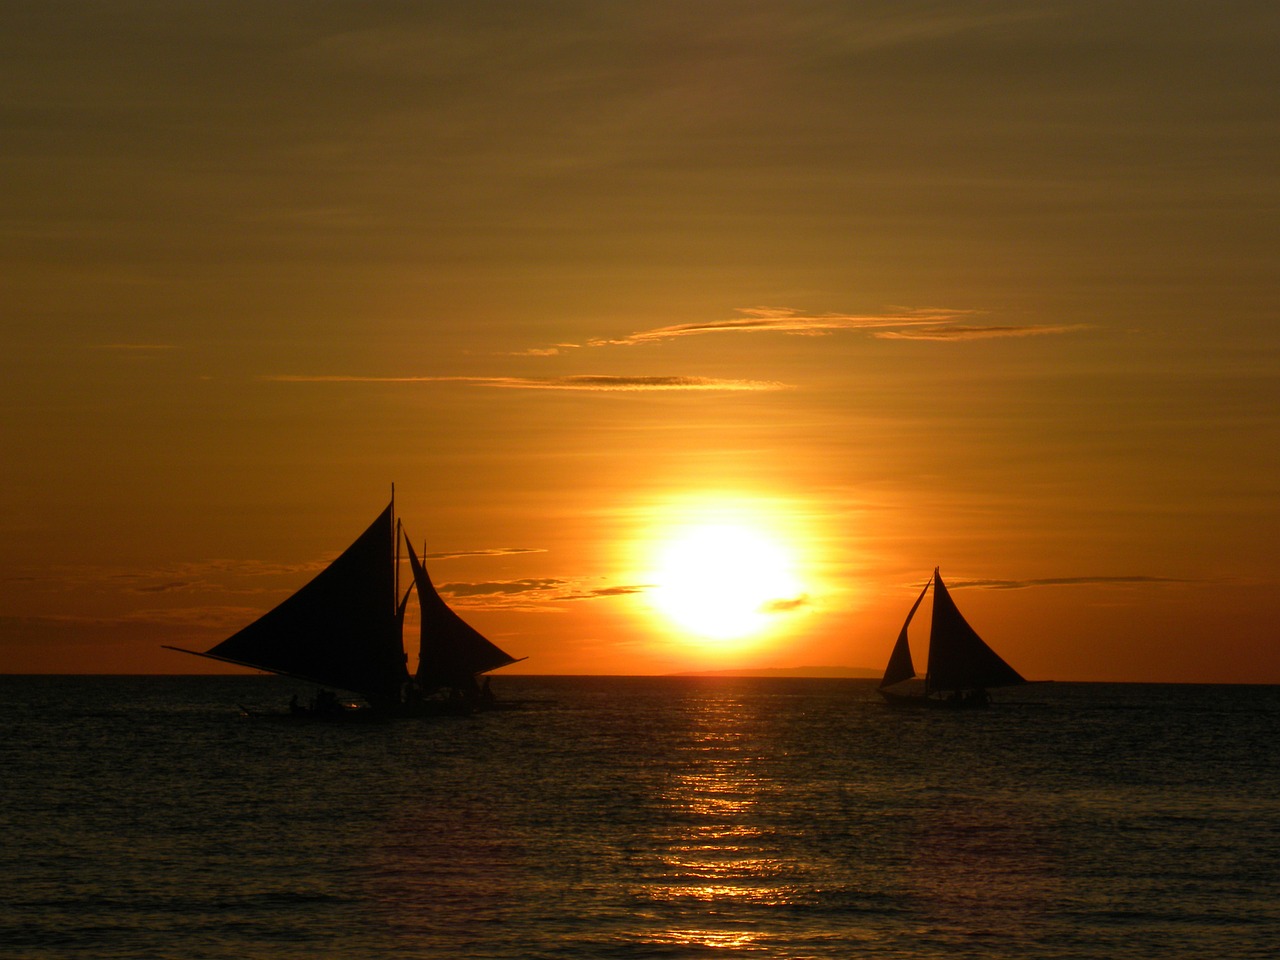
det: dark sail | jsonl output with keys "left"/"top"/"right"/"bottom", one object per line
{"left": 880, "top": 574, "right": 930, "bottom": 688}
{"left": 925, "top": 568, "right": 1025, "bottom": 692}
{"left": 179, "top": 504, "right": 409, "bottom": 706}
{"left": 405, "top": 536, "right": 518, "bottom": 689}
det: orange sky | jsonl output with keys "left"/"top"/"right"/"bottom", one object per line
{"left": 2, "top": 2, "right": 1278, "bottom": 683}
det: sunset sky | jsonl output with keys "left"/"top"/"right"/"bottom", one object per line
{"left": 3, "top": 1, "right": 1277, "bottom": 683}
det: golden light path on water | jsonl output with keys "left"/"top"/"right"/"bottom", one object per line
{"left": 635, "top": 694, "right": 796, "bottom": 953}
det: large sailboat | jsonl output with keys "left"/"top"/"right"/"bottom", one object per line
{"left": 878, "top": 567, "right": 1025, "bottom": 707}
{"left": 164, "top": 495, "right": 522, "bottom": 716}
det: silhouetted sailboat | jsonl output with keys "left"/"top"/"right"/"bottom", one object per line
{"left": 878, "top": 567, "right": 1025, "bottom": 707}
{"left": 165, "top": 495, "right": 522, "bottom": 716}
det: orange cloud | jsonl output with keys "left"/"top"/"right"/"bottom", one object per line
{"left": 587, "top": 307, "right": 974, "bottom": 346}
{"left": 264, "top": 374, "right": 786, "bottom": 391}
{"left": 875, "top": 324, "right": 1088, "bottom": 341}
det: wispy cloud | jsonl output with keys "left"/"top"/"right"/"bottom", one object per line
{"left": 491, "top": 375, "right": 786, "bottom": 392}
{"left": 443, "top": 578, "right": 567, "bottom": 598}
{"left": 761, "top": 594, "right": 811, "bottom": 612}
{"left": 263, "top": 374, "right": 786, "bottom": 391}
{"left": 117, "top": 558, "right": 330, "bottom": 582}
{"left": 523, "top": 307, "right": 1086, "bottom": 352}
{"left": 559, "top": 584, "right": 650, "bottom": 601}
{"left": 122, "top": 605, "right": 272, "bottom": 629}
{"left": 437, "top": 577, "right": 651, "bottom": 609}
{"left": 875, "top": 324, "right": 1089, "bottom": 341}
{"left": 130, "top": 580, "right": 200, "bottom": 594}
{"left": 952, "top": 575, "right": 1207, "bottom": 590}
{"left": 424, "top": 547, "right": 546, "bottom": 561}
{"left": 587, "top": 307, "right": 972, "bottom": 346}
{"left": 90, "top": 343, "right": 180, "bottom": 352}
{"left": 507, "top": 345, "right": 578, "bottom": 357}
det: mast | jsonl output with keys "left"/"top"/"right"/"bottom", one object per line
{"left": 392, "top": 483, "right": 398, "bottom": 614}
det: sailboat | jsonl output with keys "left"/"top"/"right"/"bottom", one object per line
{"left": 878, "top": 567, "right": 1025, "bottom": 707}
{"left": 164, "top": 495, "right": 522, "bottom": 716}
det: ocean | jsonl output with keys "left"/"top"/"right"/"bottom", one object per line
{"left": 2, "top": 675, "right": 1277, "bottom": 959}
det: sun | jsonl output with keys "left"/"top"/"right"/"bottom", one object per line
{"left": 646, "top": 521, "right": 806, "bottom": 641}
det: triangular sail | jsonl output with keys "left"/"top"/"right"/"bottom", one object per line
{"left": 178, "top": 503, "right": 410, "bottom": 706}
{"left": 925, "top": 568, "right": 1026, "bottom": 692}
{"left": 405, "top": 535, "right": 518, "bottom": 689}
{"left": 880, "top": 574, "right": 931, "bottom": 688}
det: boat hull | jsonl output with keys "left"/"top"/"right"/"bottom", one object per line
{"left": 877, "top": 688, "right": 991, "bottom": 709}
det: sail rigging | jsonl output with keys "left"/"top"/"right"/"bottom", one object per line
{"left": 404, "top": 536, "right": 519, "bottom": 690}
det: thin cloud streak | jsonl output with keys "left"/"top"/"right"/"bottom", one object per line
{"left": 424, "top": 547, "right": 546, "bottom": 561}
{"left": 876, "top": 325, "right": 1089, "bottom": 341}
{"left": 952, "top": 575, "right": 1209, "bottom": 590}
{"left": 530, "top": 307, "right": 1086, "bottom": 353}
{"left": 263, "top": 374, "right": 787, "bottom": 391}
{"left": 761, "top": 594, "right": 811, "bottom": 613}
{"left": 438, "top": 577, "right": 651, "bottom": 609}
{"left": 587, "top": 307, "right": 975, "bottom": 346}
{"left": 90, "top": 343, "right": 180, "bottom": 352}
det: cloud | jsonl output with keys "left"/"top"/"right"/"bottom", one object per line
{"left": 485, "top": 375, "right": 785, "bottom": 391}
{"left": 760, "top": 594, "right": 811, "bottom": 612}
{"left": 875, "top": 324, "right": 1089, "bottom": 341}
{"left": 90, "top": 343, "right": 180, "bottom": 352}
{"left": 263, "top": 374, "right": 786, "bottom": 391}
{"left": 436, "top": 577, "right": 651, "bottom": 609}
{"left": 953, "top": 575, "right": 1206, "bottom": 590}
{"left": 587, "top": 307, "right": 973, "bottom": 346}
{"left": 122, "top": 606, "right": 271, "bottom": 629}
{"left": 424, "top": 547, "right": 546, "bottom": 561}
{"left": 117, "top": 558, "right": 330, "bottom": 583}
{"left": 0, "top": 606, "right": 261, "bottom": 632}
{"left": 558, "top": 585, "right": 650, "bottom": 601}
{"left": 442, "top": 578, "right": 566, "bottom": 598}
{"left": 130, "top": 580, "right": 200, "bottom": 594}
{"left": 513, "top": 307, "right": 1087, "bottom": 352}
{"left": 507, "top": 345, "right": 579, "bottom": 357}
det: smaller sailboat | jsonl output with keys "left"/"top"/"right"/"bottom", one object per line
{"left": 878, "top": 567, "right": 1025, "bottom": 707}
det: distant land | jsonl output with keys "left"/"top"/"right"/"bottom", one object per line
{"left": 671, "top": 666, "right": 881, "bottom": 679}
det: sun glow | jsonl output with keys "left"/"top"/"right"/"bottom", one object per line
{"left": 644, "top": 515, "right": 807, "bottom": 642}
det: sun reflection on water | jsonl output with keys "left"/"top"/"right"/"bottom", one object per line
{"left": 645, "top": 928, "right": 763, "bottom": 951}
{"left": 634, "top": 693, "right": 799, "bottom": 950}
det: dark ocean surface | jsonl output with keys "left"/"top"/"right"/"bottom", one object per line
{"left": 2, "top": 675, "right": 1277, "bottom": 959}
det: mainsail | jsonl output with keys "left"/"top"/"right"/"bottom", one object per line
{"left": 165, "top": 502, "right": 410, "bottom": 708}
{"left": 879, "top": 567, "right": 1026, "bottom": 700}
{"left": 404, "top": 536, "right": 519, "bottom": 690}
{"left": 925, "top": 570, "right": 1025, "bottom": 692}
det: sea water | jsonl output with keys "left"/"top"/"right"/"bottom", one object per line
{"left": 1, "top": 675, "right": 1277, "bottom": 959}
